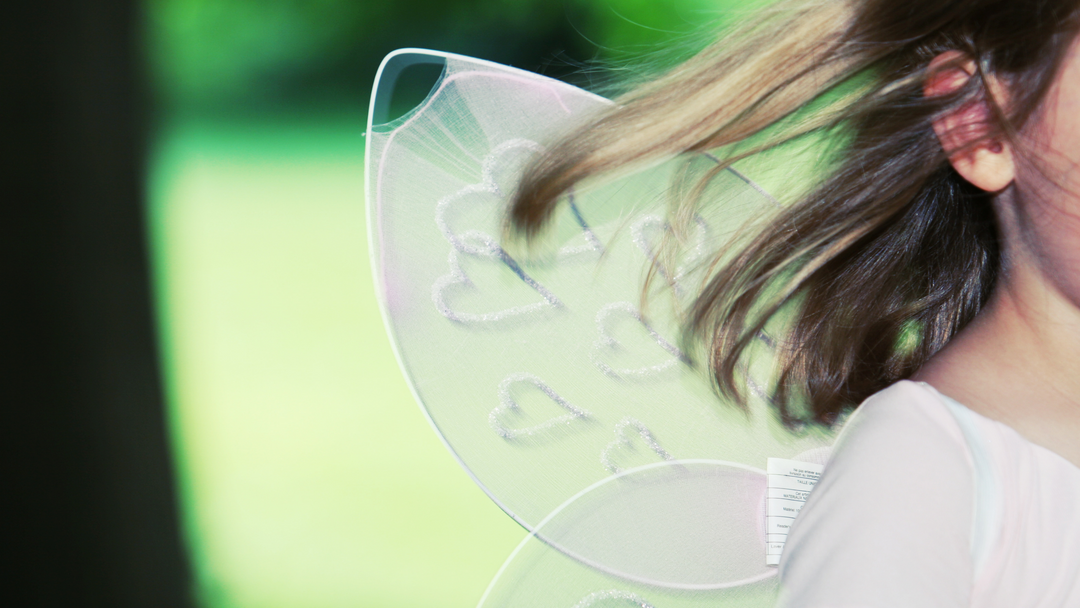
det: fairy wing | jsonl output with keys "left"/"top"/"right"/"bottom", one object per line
{"left": 365, "top": 49, "right": 834, "bottom": 597}
{"left": 479, "top": 461, "right": 780, "bottom": 608}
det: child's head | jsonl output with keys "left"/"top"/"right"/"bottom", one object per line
{"left": 508, "top": 0, "right": 1080, "bottom": 424}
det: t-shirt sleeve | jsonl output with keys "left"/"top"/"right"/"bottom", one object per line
{"left": 777, "top": 381, "right": 974, "bottom": 608}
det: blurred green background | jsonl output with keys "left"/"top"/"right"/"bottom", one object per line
{"left": 144, "top": 1, "right": 759, "bottom": 606}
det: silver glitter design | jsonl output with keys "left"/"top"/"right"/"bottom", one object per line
{"left": 490, "top": 373, "right": 592, "bottom": 440}
{"left": 572, "top": 590, "right": 657, "bottom": 608}
{"left": 745, "top": 372, "right": 772, "bottom": 403}
{"left": 631, "top": 215, "right": 709, "bottom": 297}
{"left": 556, "top": 192, "right": 605, "bottom": 260}
{"left": 432, "top": 139, "right": 605, "bottom": 324}
{"left": 600, "top": 417, "right": 674, "bottom": 474}
{"left": 591, "top": 302, "right": 687, "bottom": 379}
{"left": 435, "top": 139, "right": 544, "bottom": 256}
{"left": 434, "top": 140, "right": 601, "bottom": 261}
{"left": 432, "top": 245, "right": 562, "bottom": 324}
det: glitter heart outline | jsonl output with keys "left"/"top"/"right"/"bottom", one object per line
{"left": 600, "top": 417, "right": 675, "bottom": 474}
{"left": 435, "top": 139, "right": 603, "bottom": 262}
{"left": 432, "top": 241, "right": 563, "bottom": 325}
{"left": 590, "top": 302, "right": 689, "bottom": 380}
{"left": 490, "top": 372, "right": 593, "bottom": 440}
{"left": 631, "top": 214, "right": 710, "bottom": 298}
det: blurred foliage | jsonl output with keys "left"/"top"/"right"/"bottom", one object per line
{"left": 145, "top": 0, "right": 762, "bottom": 114}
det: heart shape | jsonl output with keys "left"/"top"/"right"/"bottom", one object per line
{"left": 490, "top": 373, "right": 592, "bottom": 440}
{"left": 591, "top": 302, "right": 687, "bottom": 380}
{"left": 436, "top": 140, "right": 602, "bottom": 263}
{"left": 435, "top": 139, "right": 544, "bottom": 256}
{"left": 631, "top": 214, "right": 710, "bottom": 297}
{"left": 432, "top": 245, "right": 562, "bottom": 326}
{"left": 600, "top": 417, "right": 674, "bottom": 474}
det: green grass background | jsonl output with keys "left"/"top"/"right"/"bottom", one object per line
{"left": 150, "top": 117, "right": 525, "bottom": 607}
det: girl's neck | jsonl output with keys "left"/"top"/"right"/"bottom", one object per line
{"left": 913, "top": 253, "right": 1080, "bottom": 468}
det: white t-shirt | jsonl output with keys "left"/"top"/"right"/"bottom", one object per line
{"left": 777, "top": 380, "right": 1080, "bottom": 607}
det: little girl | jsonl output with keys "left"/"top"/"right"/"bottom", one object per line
{"left": 508, "top": 0, "right": 1080, "bottom": 605}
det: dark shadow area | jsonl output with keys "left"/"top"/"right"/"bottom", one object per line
{"left": 6, "top": 1, "right": 191, "bottom": 605}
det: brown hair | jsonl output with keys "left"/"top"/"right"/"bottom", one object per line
{"left": 508, "top": 0, "right": 1080, "bottom": 425}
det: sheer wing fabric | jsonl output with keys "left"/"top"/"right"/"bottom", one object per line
{"left": 365, "top": 49, "right": 834, "bottom": 607}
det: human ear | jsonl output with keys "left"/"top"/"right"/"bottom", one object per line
{"left": 925, "top": 51, "right": 1015, "bottom": 192}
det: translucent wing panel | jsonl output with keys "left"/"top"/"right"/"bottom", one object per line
{"left": 480, "top": 462, "right": 782, "bottom": 607}
{"left": 365, "top": 50, "right": 834, "bottom": 589}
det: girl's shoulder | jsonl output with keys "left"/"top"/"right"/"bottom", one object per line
{"left": 833, "top": 379, "right": 972, "bottom": 453}
{"left": 781, "top": 381, "right": 1080, "bottom": 607}
{"left": 777, "top": 380, "right": 978, "bottom": 607}
{"left": 815, "top": 379, "right": 978, "bottom": 488}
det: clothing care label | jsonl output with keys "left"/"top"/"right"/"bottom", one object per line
{"left": 765, "top": 458, "right": 825, "bottom": 566}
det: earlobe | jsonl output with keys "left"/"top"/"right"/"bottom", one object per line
{"left": 925, "top": 51, "right": 1016, "bottom": 192}
{"left": 946, "top": 137, "right": 1015, "bottom": 192}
